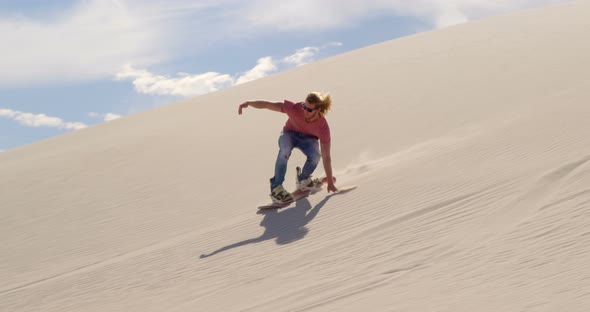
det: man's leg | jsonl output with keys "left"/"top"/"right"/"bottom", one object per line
{"left": 297, "top": 135, "right": 321, "bottom": 181}
{"left": 270, "top": 131, "right": 295, "bottom": 190}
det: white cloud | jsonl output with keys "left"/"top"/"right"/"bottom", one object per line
{"left": 89, "top": 112, "right": 122, "bottom": 122}
{"left": 0, "top": 0, "right": 166, "bottom": 85}
{"left": 0, "top": 0, "right": 249, "bottom": 85}
{"left": 240, "top": 0, "right": 570, "bottom": 29}
{"left": 235, "top": 57, "right": 278, "bottom": 85}
{"left": 281, "top": 43, "right": 342, "bottom": 66}
{"left": 116, "top": 43, "right": 340, "bottom": 96}
{"left": 1, "top": 0, "right": 569, "bottom": 85}
{"left": 104, "top": 113, "right": 122, "bottom": 121}
{"left": 0, "top": 109, "right": 87, "bottom": 130}
{"left": 282, "top": 47, "right": 320, "bottom": 66}
{"left": 115, "top": 65, "right": 235, "bottom": 97}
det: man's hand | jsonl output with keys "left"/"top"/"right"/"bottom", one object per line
{"left": 327, "top": 181, "right": 338, "bottom": 193}
{"left": 238, "top": 102, "right": 249, "bottom": 115}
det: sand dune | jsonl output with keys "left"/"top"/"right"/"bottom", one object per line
{"left": 2, "top": 1, "right": 590, "bottom": 311}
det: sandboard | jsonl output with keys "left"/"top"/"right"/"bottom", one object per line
{"left": 257, "top": 185, "right": 357, "bottom": 210}
{"left": 258, "top": 166, "right": 355, "bottom": 210}
{"left": 258, "top": 189, "right": 311, "bottom": 210}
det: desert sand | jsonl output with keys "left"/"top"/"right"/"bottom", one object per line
{"left": 2, "top": 1, "right": 590, "bottom": 311}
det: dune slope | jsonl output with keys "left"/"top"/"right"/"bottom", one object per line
{"left": 2, "top": 2, "right": 590, "bottom": 311}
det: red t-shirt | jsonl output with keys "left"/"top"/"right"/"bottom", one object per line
{"left": 281, "top": 100, "right": 331, "bottom": 144}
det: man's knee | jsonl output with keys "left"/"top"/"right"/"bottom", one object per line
{"left": 278, "top": 149, "right": 292, "bottom": 161}
{"left": 309, "top": 150, "right": 321, "bottom": 164}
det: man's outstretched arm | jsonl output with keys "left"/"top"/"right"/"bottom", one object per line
{"left": 238, "top": 100, "right": 283, "bottom": 115}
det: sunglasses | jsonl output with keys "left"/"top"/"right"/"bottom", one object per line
{"left": 301, "top": 103, "right": 317, "bottom": 112}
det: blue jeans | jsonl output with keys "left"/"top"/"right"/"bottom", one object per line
{"left": 270, "top": 130, "right": 321, "bottom": 190}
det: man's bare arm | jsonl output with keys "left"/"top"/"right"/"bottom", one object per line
{"left": 238, "top": 100, "right": 282, "bottom": 114}
{"left": 320, "top": 142, "right": 338, "bottom": 193}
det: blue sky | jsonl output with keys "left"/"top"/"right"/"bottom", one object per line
{"left": 0, "top": 0, "right": 570, "bottom": 151}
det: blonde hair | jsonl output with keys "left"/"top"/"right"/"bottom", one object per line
{"left": 306, "top": 92, "right": 332, "bottom": 115}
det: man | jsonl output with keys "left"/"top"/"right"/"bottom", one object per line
{"left": 238, "top": 92, "right": 338, "bottom": 203}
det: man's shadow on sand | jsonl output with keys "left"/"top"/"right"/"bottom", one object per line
{"left": 200, "top": 194, "right": 336, "bottom": 259}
